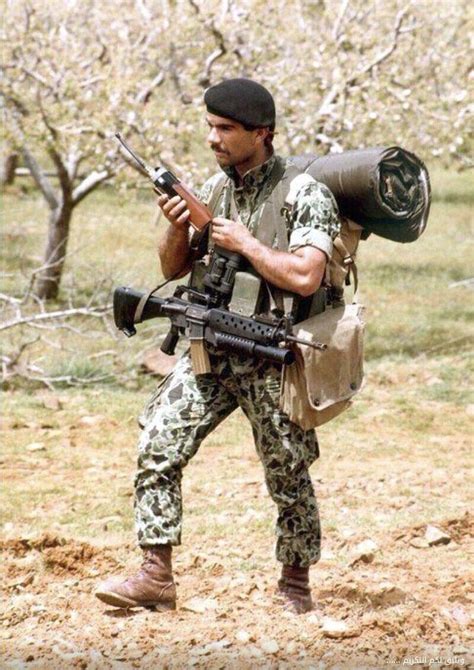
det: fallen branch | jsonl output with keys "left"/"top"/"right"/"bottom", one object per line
{"left": 0, "top": 305, "right": 112, "bottom": 332}
{"left": 449, "top": 278, "right": 474, "bottom": 289}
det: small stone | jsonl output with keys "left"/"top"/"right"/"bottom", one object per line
{"left": 453, "top": 645, "right": 469, "bottom": 654}
{"left": 41, "top": 394, "right": 62, "bottom": 410}
{"left": 322, "top": 618, "right": 359, "bottom": 639}
{"left": 235, "top": 630, "right": 251, "bottom": 643}
{"left": 78, "top": 415, "right": 103, "bottom": 426}
{"left": 450, "top": 606, "right": 471, "bottom": 626}
{"left": 141, "top": 348, "right": 178, "bottom": 377}
{"left": 260, "top": 638, "right": 279, "bottom": 654}
{"left": 425, "top": 525, "right": 451, "bottom": 546}
{"left": 285, "top": 640, "right": 297, "bottom": 654}
{"left": 181, "top": 597, "right": 218, "bottom": 613}
{"left": 25, "top": 442, "right": 46, "bottom": 452}
{"left": 349, "top": 539, "right": 379, "bottom": 565}
{"left": 409, "top": 537, "right": 429, "bottom": 549}
{"left": 368, "top": 582, "right": 407, "bottom": 607}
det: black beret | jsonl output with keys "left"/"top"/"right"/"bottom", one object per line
{"left": 204, "top": 78, "right": 275, "bottom": 130}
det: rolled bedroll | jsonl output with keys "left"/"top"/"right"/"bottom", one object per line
{"left": 292, "top": 146, "right": 431, "bottom": 243}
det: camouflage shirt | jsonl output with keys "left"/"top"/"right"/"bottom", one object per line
{"left": 199, "top": 154, "right": 340, "bottom": 258}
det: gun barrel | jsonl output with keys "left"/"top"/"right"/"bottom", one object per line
{"left": 214, "top": 332, "right": 294, "bottom": 365}
{"left": 115, "top": 133, "right": 148, "bottom": 171}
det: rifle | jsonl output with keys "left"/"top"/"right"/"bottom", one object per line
{"left": 113, "top": 135, "right": 326, "bottom": 372}
{"left": 114, "top": 285, "right": 304, "bottom": 365}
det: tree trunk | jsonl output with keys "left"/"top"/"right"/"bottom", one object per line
{"left": 0, "top": 152, "right": 19, "bottom": 186}
{"left": 34, "top": 203, "right": 73, "bottom": 300}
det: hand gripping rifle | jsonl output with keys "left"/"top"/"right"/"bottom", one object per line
{"left": 113, "top": 135, "right": 325, "bottom": 373}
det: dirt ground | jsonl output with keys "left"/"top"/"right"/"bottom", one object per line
{"left": 1, "top": 355, "right": 473, "bottom": 669}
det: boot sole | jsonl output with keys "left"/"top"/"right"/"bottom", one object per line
{"left": 95, "top": 589, "right": 176, "bottom": 611}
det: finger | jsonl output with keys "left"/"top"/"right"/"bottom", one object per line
{"left": 157, "top": 194, "right": 169, "bottom": 206}
{"left": 169, "top": 200, "right": 188, "bottom": 219}
{"left": 176, "top": 209, "right": 190, "bottom": 225}
{"left": 162, "top": 195, "right": 183, "bottom": 214}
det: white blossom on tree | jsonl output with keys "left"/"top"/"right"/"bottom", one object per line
{"left": 2, "top": 0, "right": 471, "bottom": 298}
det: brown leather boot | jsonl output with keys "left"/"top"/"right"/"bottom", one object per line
{"left": 95, "top": 545, "right": 176, "bottom": 610}
{"left": 276, "top": 565, "right": 313, "bottom": 614}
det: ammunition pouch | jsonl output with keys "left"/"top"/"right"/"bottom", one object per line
{"left": 280, "top": 302, "right": 365, "bottom": 430}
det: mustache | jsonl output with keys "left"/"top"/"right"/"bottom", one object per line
{"left": 210, "top": 144, "right": 228, "bottom": 154}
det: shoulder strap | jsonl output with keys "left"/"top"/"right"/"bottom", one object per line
{"left": 256, "top": 160, "right": 302, "bottom": 248}
{"left": 206, "top": 173, "right": 228, "bottom": 216}
{"left": 190, "top": 173, "right": 228, "bottom": 254}
{"left": 256, "top": 160, "right": 306, "bottom": 316}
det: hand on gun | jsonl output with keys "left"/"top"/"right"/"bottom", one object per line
{"left": 157, "top": 194, "right": 190, "bottom": 230}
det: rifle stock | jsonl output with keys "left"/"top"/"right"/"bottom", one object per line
{"left": 113, "top": 287, "right": 166, "bottom": 337}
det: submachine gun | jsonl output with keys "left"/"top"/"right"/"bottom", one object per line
{"left": 113, "top": 134, "right": 324, "bottom": 373}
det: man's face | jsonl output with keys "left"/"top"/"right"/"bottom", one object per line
{"left": 206, "top": 113, "right": 261, "bottom": 168}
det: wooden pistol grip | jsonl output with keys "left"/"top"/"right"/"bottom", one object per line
{"left": 174, "top": 182, "right": 212, "bottom": 231}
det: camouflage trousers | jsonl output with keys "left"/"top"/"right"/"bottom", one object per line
{"left": 135, "top": 349, "right": 321, "bottom": 567}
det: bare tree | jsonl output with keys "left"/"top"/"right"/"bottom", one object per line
{"left": 0, "top": 148, "right": 19, "bottom": 186}
{"left": 1, "top": 0, "right": 471, "bottom": 300}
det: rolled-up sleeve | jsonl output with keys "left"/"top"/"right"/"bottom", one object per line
{"left": 289, "top": 181, "right": 340, "bottom": 258}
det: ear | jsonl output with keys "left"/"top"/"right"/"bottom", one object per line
{"left": 253, "top": 127, "right": 269, "bottom": 146}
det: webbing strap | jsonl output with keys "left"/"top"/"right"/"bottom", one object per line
{"left": 207, "top": 174, "right": 228, "bottom": 216}
{"left": 267, "top": 178, "right": 294, "bottom": 316}
{"left": 333, "top": 231, "right": 361, "bottom": 297}
{"left": 255, "top": 161, "right": 302, "bottom": 316}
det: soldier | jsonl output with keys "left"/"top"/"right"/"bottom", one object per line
{"left": 96, "top": 78, "right": 340, "bottom": 614}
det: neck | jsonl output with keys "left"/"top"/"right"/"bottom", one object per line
{"left": 235, "top": 146, "right": 272, "bottom": 179}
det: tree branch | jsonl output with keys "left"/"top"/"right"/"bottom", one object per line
{"left": 332, "top": 0, "right": 351, "bottom": 42}
{"left": 48, "top": 146, "right": 72, "bottom": 201}
{"left": 135, "top": 71, "right": 165, "bottom": 105}
{"left": 346, "top": 7, "right": 409, "bottom": 84}
{"left": 72, "top": 169, "right": 113, "bottom": 206}
{"left": 20, "top": 66, "right": 54, "bottom": 92}
{"left": 22, "top": 145, "right": 58, "bottom": 210}
{"left": 168, "top": 44, "right": 192, "bottom": 104}
{"left": 185, "top": 0, "right": 229, "bottom": 87}
{"left": 0, "top": 304, "right": 111, "bottom": 333}
{"left": 317, "top": 7, "right": 409, "bottom": 119}
{"left": 66, "top": 149, "right": 83, "bottom": 181}
{"left": 199, "top": 47, "right": 227, "bottom": 88}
